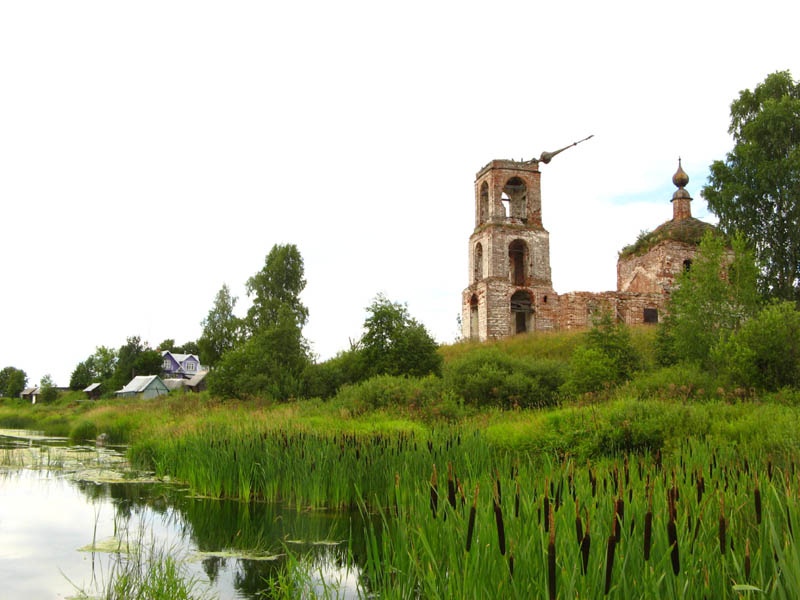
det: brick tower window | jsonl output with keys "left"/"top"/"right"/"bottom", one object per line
{"left": 503, "top": 177, "right": 527, "bottom": 220}
{"left": 474, "top": 243, "right": 483, "bottom": 282}
{"left": 511, "top": 290, "right": 532, "bottom": 334}
{"left": 479, "top": 182, "right": 489, "bottom": 224}
{"left": 509, "top": 239, "right": 528, "bottom": 286}
{"left": 643, "top": 308, "right": 658, "bottom": 324}
{"left": 469, "top": 294, "right": 479, "bottom": 340}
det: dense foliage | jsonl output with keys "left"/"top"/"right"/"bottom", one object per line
{"left": 197, "top": 283, "right": 242, "bottom": 367}
{"left": 703, "top": 70, "right": 800, "bottom": 302}
{"left": 0, "top": 366, "right": 27, "bottom": 398}
{"left": 657, "top": 232, "right": 760, "bottom": 367}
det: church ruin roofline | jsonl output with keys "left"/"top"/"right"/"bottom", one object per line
{"left": 476, "top": 158, "right": 540, "bottom": 179}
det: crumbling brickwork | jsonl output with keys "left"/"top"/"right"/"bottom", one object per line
{"left": 462, "top": 156, "right": 713, "bottom": 340}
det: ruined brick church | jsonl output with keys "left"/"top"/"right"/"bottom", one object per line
{"left": 462, "top": 155, "right": 714, "bottom": 340}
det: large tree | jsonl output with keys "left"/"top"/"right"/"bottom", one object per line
{"left": 245, "top": 244, "right": 308, "bottom": 334}
{"left": 197, "top": 284, "right": 243, "bottom": 367}
{"left": 207, "top": 308, "right": 310, "bottom": 400}
{"left": 657, "top": 232, "right": 761, "bottom": 367}
{"left": 360, "top": 294, "right": 442, "bottom": 378}
{"left": 703, "top": 70, "right": 800, "bottom": 302}
{"left": 0, "top": 366, "right": 27, "bottom": 398}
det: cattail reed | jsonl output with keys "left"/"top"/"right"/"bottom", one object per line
{"left": 719, "top": 497, "right": 727, "bottom": 555}
{"left": 581, "top": 510, "right": 591, "bottom": 575}
{"left": 644, "top": 486, "right": 653, "bottom": 561}
{"left": 745, "top": 538, "right": 751, "bottom": 580}
{"left": 430, "top": 464, "right": 438, "bottom": 518}
{"left": 394, "top": 472, "right": 400, "bottom": 517}
{"left": 754, "top": 479, "right": 762, "bottom": 525}
{"left": 575, "top": 499, "right": 583, "bottom": 545}
{"left": 544, "top": 478, "right": 550, "bottom": 532}
{"left": 494, "top": 481, "right": 506, "bottom": 556}
{"left": 465, "top": 484, "right": 478, "bottom": 552}
{"left": 667, "top": 515, "right": 680, "bottom": 575}
{"left": 514, "top": 479, "right": 520, "bottom": 518}
{"left": 604, "top": 533, "right": 616, "bottom": 595}
{"left": 447, "top": 463, "right": 456, "bottom": 510}
{"left": 548, "top": 506, "right": 556, "bottom": 600}
{"left": 496, "top": 469, "right": 502, "bottom": 505}
{"left": 509, "top": 540, "right": 514, "bottom": 577}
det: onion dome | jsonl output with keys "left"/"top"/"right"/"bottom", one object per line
{"left": 672, "top": 158, "right": 689, "bottom": 189}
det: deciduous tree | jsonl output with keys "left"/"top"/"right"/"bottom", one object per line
{"left": 245, "top": 244, "right": 308, "bottom": 334}
{"left": 360, "top": 294, "right": 442, "bottom": 378}
{"left": 198, "top": 284, "right": 243, "bottom": 367}
{"left": 657, "top": 232, "right": 760, "bottom": 367}
{"left": 703, "top": 70, "right": 800, "bottom": 302}
{"left": 0, "top": 366, "right": 27, "bottom": 398}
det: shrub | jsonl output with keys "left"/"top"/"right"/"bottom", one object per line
{"left": 70, "top": 420, "right": 98, "bottom": 443}
{"left": 623, "top": 363, "right": 720, "bottom": 401}
{"left": 302, "top": 348, "right": 368, "bottom": 399}
{"left": 443, "top": 347, "right": 565, "bottom": 408}
{"left": 584, "top": 312, "right": 642, "bottom": 381}
{"left": 713, "top": 301, "right": 800, "bottom": 391}
{"left": 561, "top": 346, "right": 615, "bottom": 397}
{"left": 333, "top": 374, "right": 447, "bottom": 410}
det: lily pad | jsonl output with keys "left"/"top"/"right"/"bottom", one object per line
{"left": 77, "top": 537, "right": 137, "bottom": 554}
{"left": 188, "top": 550, "right": 284, "bottom": 562}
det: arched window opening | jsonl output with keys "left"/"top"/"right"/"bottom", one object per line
{"left": 479, "top": 182, "right": 489, "bottom": 224}
{"left": 503, "top": 177, "right": 527, "bottom": 220}
{"left": 508, "top": 240, "right": 527, "bottom": 286}
{"left": 469, "top": 294, "right": 479, "bottom": 340}
{"left": 500, "top": 192, "right": 510, "bottom": 217}
{"left": 474, "top": 243, "right": 483, "bottom": 282}
{"left": 511, "top": 291, "right": 533, "bottom": 334}
{"left": 683, "top": 259, "right": 693, "bottom": 272}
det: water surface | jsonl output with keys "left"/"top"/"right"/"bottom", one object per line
{"left": 0, "top": 430, "right": 363, "bottom": 599}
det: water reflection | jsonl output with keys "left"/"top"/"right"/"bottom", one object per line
{"left": 0, "top": 432, "right": 366, "bottom": 599}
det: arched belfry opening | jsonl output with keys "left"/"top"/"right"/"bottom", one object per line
{"left": 503, "top": 177, "right": 527, "bottom": 220}
{"left": 508, "top": 239, "right": 528, "bottom": 286}
{"left": 474, "top": 243, "right": 483, "bottom": 282}
{"left": 469, "top": 294, "right": 479, "bottom": 340}
{"left": 511, "top": 290, "right": 533, "bottom": 334}
{"left": 478, "top": 182, "right": 489, "bottom": 224}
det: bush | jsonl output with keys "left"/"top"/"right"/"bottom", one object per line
{"left": 333, "top": 374, "right": 448, "bottom": 410}
{"left": 561, "top": 346, "right": 615, "bottom": 397}
{"left": 70, "top": 420, "right": 98, "bottom": 443}
{"left": 623, "top": 363, "right": 720, "bottom": 401}
{"left": 443, "top": 347, "right": 565, "bottom": 408}
{"left": 713, "top": 301, "right": 800, "bottom": 391}
{"left": 302, "top": 349, "right": 368, "bottom": 399}
{"left": 584, "top": 313, "right": 642, "bottom": 381}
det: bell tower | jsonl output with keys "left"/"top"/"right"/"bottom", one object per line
{"left": 461, "top": 158, "right": 558, "bottom": 340}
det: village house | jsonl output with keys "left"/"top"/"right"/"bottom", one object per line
{"left": 161, "top": 351, "right": 202, "bottom": 380}
{"left": 115, "top": 375, "right": 169, "bottom": 399}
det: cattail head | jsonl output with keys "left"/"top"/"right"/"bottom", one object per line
{"left": 754, "top": 478, "right": 762, "bottom": 525}
{"left": 548, "top": 504, "right": 556, "bottom": 600}
{"left": 465, "top": 483, "right": 478, "bottom": 552}
{"left": 604, "top": 534, "right": 616, "bottom": 595}
{"left": 745, "top": 538, "right": 751, "bottom": 580}
{"left": 719, "top": 496, "right": 727, "bottom": 556}
{"left": 494, "top": 480, "right": 506, "bottom": 556}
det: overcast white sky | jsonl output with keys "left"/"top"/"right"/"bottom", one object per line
{"left": 2, "top": 0, "right": 798, "bottom": 386}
